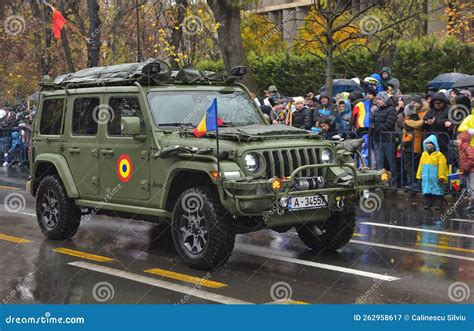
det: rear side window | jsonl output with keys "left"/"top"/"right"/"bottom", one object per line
{"left": 40, "top": 98, "right": 65, "bottom": 135}
{"left": 107, "top": 97, "right": 145, "bottom": 136}
{"left": 72, "top": 98, "right": 100, "bottom": 135}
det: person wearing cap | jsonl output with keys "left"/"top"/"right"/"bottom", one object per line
{"left": 424, "top": 92, "right": 453, "bottom": 156}
{"left": 290, "top": 99, "right": 313, "bottom": 130}
{"left": 371, "top": 91, "right": 398, "bottom": 186}
{"left": 380, "top": 67, "right": 396, "bottom": 91}
{"left": 313, "top": 91, "right": 337, "bottom": 127}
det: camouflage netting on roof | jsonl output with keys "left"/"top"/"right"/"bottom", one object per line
{"left": 54, "top": 58, "right": 171, "bottom": 86}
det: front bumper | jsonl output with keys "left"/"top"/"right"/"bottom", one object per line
{"left": 219, "top": 163, "right": 386, "bottom": 218}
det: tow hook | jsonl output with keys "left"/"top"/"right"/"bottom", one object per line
{"left": 336, "top": 196, "right": 345, "bottom": 210}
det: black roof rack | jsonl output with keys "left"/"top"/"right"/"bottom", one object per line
{"left": 42, "top": 58, "right": 171, "bottom": 89}
{"left": 40, "top": 59, "right": 246, "bottom": 90}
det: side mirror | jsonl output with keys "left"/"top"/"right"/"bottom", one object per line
{"left": 121, "top": 117, "right": 141, "bottom": 136}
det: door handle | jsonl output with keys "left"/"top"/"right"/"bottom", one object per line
{"left": 100, "top": 149, "right": 115, "bottom": 156}
{"left": 67, "top": 148, "right": 81, "bottom": 154}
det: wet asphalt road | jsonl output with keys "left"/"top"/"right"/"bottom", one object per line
{"left": 0, "top": 169, "right": 472, "bottom": 305}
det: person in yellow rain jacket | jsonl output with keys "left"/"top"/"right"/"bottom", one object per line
{"left": 416, "top": 135, "right": 448, "bottom": 211}
{"left": 458, "top": 107, "right": 474, "bottom": 147}
{"left": 457, "top": 105, "right": 474, "bottom": 213}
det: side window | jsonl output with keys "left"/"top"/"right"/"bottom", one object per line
{"left": 72, "top": 98, "right": 99, "bottom": 135}
{"left": 39, "top": 98, "right": 65, "bottom": 135}
{"left": 108, "top": 97, "right": 145, "bottom": 136}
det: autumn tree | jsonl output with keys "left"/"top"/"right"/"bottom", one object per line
{"left": 206, "top": 0, "right": 257, "bottom": 92}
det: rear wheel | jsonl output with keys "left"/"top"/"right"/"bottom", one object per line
{"left": 36, "top": 175, "right": 81, "bottom": 240}
{"left": 296, "top": 206, "right": 356, "bottom": 251}
{"left": 171, "top": 187, "right": 235, "bottom": 270}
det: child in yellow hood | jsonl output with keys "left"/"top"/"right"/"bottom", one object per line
{"left": 416, "top": 135, "right": 448, "bottom": 211}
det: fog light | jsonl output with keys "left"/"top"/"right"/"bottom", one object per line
{"left": 271, "top": 177, "right": 283, "bottom": 190}
{"left": 380, "top": 169, "right": 391, "bottom": 184}
{"left": 279, "top": 197, "right": 288, "bottom": 207}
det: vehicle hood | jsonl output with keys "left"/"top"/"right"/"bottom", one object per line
{"left": 218, "top": 124, "right": 309, "bottom": 137}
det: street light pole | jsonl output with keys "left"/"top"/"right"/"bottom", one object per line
{"left": 136, "top": 0, "right": 142, "bottom": 62}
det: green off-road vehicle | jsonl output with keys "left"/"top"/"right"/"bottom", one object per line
{"left": 28, "top": 59, "right": 388, "bottom": 270}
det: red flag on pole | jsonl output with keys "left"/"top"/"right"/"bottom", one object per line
{"left": 44, "top": 2, "right": 67, "bottom": 39}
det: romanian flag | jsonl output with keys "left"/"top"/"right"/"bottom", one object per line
{"left": 352, "top": 100, "right": 371, "bottom": 129}
{"left": 44, "top": 2, "right": 67, "bottom": 39}
{"left": 193, "top": 98, "right": 223, "bottom": 137}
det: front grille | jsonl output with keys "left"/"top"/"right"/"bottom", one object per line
{"left": 262, "top": 148, "right": 321, "bottom": 178}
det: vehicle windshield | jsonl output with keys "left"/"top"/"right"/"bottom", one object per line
{"left": 147, "top": 90, "right": 264, "bottom": 128}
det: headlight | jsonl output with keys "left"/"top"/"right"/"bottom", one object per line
{"left": 321, "top": 149, "right": 332, "bottom": 164}
{"left": 244, "top": 153, "right": 259, "bottom": 173}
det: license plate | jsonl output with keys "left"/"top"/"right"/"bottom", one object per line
{"left": 288, "top": 195, "right": 328, "bottom": 210}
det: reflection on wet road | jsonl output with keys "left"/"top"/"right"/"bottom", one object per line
{"left": 0, "top": 186, "right": 472, "bottom": 304}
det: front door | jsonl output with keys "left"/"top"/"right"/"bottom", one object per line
{"left": 98, "top": 94, "right": 150, "bottom": 201}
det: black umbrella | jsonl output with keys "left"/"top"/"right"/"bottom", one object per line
{"left": 427, "top": 73, "right": 470, "bottom": 90}
{"left": 28, "top": 91, "right": 39, "bottom": 102}
{"left": 451, "top": 75, "right": 474, "bottom": 89}
{"left": 320, "top": 79, "right": 363, "bottom": 95}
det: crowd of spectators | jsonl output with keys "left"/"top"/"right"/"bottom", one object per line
{"left": 0, "top": 100, "right": 35, "bottom": 169}
{"left": 255, "top": 68, "right": 474, "bottom": 212}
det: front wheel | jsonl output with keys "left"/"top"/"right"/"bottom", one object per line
{"left": 171, "top": 187, "right": 236, "bottom": 270}
{"left": 36, "top": 175, "right": 81, "bottom": 240}
{"left": 296, "top": 206, "right": 356, "bottom": 251}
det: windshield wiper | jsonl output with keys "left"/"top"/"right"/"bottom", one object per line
{"left": 157, "top": 122, "right": 195, "bottom": 128}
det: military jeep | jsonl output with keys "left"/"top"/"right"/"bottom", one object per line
{"left": 27, "top": 59, "right": 388, "bottom": 270}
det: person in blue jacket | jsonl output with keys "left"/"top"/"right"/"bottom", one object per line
{"left": 416, "top": 135, "right": 448, "bottom": 211}
{"left": 5, "top": 131, "right": 24, "bottom": 167}
{"left": 370, "top": 73, "right": 384, "bottom": 93}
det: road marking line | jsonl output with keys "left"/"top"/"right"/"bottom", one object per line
{"left": 353, "top": 233, "right": 367, "bottom": 237}
{"left": 69, "top": 261, "right": 251, "bottom": 304}
{"left": 350, "top": 240, "right": 474, "bottom": 262}
{"left": 360, "top": 222, "right": 474, "bottom": 239}
{"left": 450, "top": 218, "right": 474, "bottom": 224}
{"left": 144, "top": 268, "right": 227, "bottom": 289}
{"left": 0, "top": 233, "right": 31, "bottom": 244}
{"left": 54, "top": 248, "right": 115, "bottom": 262}
{"left": 236, "top": 246, "right": 399, "bottom": 281}
{"left": 0, "top": 185, "right": 20, "bottom": 190}
{"left": 419, "top": 243, "right": 474, "bottom": 254}
{"left": 20, "top": 212, "right": 36, "bottom": 217}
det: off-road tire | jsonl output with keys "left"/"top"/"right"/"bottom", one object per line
{"left": 36, "top": 175, "right": 81, "bottom": 240}
{"left": 171, "top": 187, "right": 235, "bottom": 270}
{"left": 296, "top": 206, "right": 356, "bottom": 251}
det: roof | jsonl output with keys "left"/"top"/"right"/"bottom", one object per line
{"left": 40, "top": 59, "right": 242, "bottom": 90}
